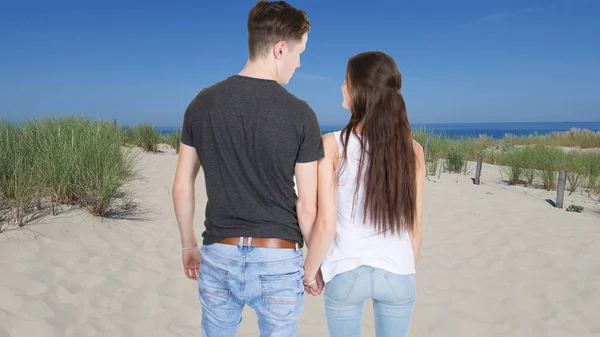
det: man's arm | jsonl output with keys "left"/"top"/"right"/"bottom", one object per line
{"left": 295, "top": 161, "right": 318, "bottom": 247}
{"left": 295, "top": 106, "right": 325, "bottom": 247}
{"left": 303, "top": 134, "right": 338, "bottom": 286}
{"left": 172, "top": 143, "right": 202, "bottom": 279}
{"left": 411, "top": 139, "right": 425, "bottom": 264}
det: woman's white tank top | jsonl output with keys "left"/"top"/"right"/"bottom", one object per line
{"left": 320, "top": 131, "right": 415, "bottom": 284}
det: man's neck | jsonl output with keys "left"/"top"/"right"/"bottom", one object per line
{"left": 238, "top": 59, "right": 278, "bottom": 82}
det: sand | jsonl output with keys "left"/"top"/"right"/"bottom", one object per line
{"left": 1, "top": 148, "right": 599, "bottom": 337}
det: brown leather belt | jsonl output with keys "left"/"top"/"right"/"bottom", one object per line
{"left": 218, "top": 237, "right": 302, "bottom": 249}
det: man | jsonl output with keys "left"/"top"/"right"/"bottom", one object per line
{"left": 172, "top": 1, "right": 324, "bottom": 336}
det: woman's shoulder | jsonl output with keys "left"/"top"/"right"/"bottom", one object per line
{"left": 411, "top": 139, "right": 424, "bottom": 155}
{"left": 322, "top": 132, "right": 339, "bottom": 156}
{"left": 411, "top": 139, "right": 425, "bottom": 171}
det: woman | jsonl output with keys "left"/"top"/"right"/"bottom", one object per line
{"left": 302, "top": 51, "right": 425, "bottom": 337}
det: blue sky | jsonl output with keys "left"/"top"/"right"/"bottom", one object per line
{"left": 1, "top": 0, "right": 599, "bottom": 126}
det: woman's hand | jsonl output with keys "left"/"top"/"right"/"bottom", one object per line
{"left": 304, "top": 268, "right": 324, "bottom": 296}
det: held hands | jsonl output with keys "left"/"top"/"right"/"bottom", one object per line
{"left": 304, "top": 268, "right": 324, "bottom": 296}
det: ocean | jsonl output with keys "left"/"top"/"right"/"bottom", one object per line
{"left": 157, "top": 122, "right": 600, "bottom": 139}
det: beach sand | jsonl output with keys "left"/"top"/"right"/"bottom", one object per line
{"left": 1, "top": 148, "right": 599, "bottom": 337}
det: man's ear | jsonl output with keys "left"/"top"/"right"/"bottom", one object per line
{"left": 273, "top": 40, "right": 286, "bottom": 60}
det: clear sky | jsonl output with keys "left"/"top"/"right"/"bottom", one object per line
{"left": 1, "top": 0, "right": 599, "bottom": 127}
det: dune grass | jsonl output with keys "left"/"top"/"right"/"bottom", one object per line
{"left": 487, "top": 145, "right": 600, "bottom": 194}
{"left": 120, "top": 125, "right": 137, "bottom": 145}
{"left": 446, "top": 149, "right": 466, "bottom": 173}
{"left": 0, "top": 121, "right": 37, "bottom": 228}
{"left": 504, "top": 129, "right": 600, "bottom": 149}
{"left": 162, "top": 129, "right": 182, "bottom": 153}
{"left": 1, "top": 122, "right": 598, "bottom": 231}
{"left": 491, "top": 146, "right": 564, "bottom": 189}
{"left": 413, "top": 128, "right": 600, "bottom": 198}
{"left": 133, "top": 123, "right": 161, "bottom": 152}
{"left": 580, "top": 152, "right": 600, "bottom": 198}
{"left": 119, "top": 123, "right": 162, "bottom": 152}
{"left": 0, "top": 117, "right": 136, "bottom": 230}
{"left": 119, "top": 124, "right": 183, "bottom": 153}
{"left": 413, "top": 129, "right": 491, "bottom": 175}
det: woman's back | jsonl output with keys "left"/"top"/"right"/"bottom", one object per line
{"left": 320, "top": 131, "right": 415, "bottom": 284}
{"left": 301, "top": 51, "right": 424, "bottom": 337}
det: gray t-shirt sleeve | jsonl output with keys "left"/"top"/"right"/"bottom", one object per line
{"left": 296, "top": 105, "right": 324, "bottom": 163}
{"left": 180, "top": 103, "right": 194, "bottom": 147}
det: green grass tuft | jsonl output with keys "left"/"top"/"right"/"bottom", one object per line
{"left": 163, "top": 129, "right": 182, "bottom": 153}
{"left": 0, "top": 117, "right": 136, "bottom": 228}
{"left": 504, "top": 129, "right": 600, "bottom": 149}
{"left": 135, "top": 123, "right": 161, "bottom": 152}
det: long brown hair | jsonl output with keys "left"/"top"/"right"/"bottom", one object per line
{"left": 340, "top": 51, "right": 416, "bottom": 235}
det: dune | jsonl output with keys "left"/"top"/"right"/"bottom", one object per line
{"left": 1, "top": 148, "right": 599, "bottom": 336}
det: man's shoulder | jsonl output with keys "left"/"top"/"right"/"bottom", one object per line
{"left": 280, "top": 88, "right": 311, "bottom": 109}
{"left": 275, "top": 88, "right": 316, "bottom": 121}
{"left": 192, "top": 77, "right": 231, "bottom": 100}
{"left": 185, "top": 77, "right": 236, "bottom": 114}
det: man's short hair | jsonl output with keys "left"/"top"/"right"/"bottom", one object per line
{"left": 247, "top": 1, "right": 310, "bottom": 60}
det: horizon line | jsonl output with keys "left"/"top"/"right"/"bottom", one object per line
{"left": 153, "top": 121, "right": 600, "bottom": 128}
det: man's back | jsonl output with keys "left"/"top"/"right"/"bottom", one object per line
{"left": 172, "top": 2, "right": 321, "bottom": 335}
{"left": 180, "top": 75, "right": 323, "bottom": 246}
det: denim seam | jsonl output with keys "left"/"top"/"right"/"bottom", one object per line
{"left": 201, "top": 255, "right": 230, "bottom": 275}
{"left": 370, "top": 270, "right": 374, "bottom": 299}
{"left": 259, "top": 269, "right": 303, "bottom": 280}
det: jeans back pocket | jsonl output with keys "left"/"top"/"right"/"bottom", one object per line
{"left": 260, "top": 270, "right": 303, "bottom": 319}
{"left": 325, "top": 269, "right": 360, "bottom": 302}
{"left": 198, "top": 257, "right": 230, "bottom": 308}
{"left": 382, "top": 273, "right": 416, "bottom": 304}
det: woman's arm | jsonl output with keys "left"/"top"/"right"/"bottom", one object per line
{"left": 303, "top": 133, "right": 339, "bottom": 288}
{"left": 411, "top": 139, "right": 425, "bottom": 264}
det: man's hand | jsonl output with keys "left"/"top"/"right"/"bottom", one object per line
{"left": 182, "top": 247, "right": 201, "bottom": 280}
{"left": 304, "top": 268, "right": 324, "bottom": 296}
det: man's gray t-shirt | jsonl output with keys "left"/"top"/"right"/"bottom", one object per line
{"left": 181, "top": 75, "right": 324, "bottom": 246}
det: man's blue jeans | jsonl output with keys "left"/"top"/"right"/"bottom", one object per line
{"left": 198, "top": 238, "right": 305, "bottom": 337}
